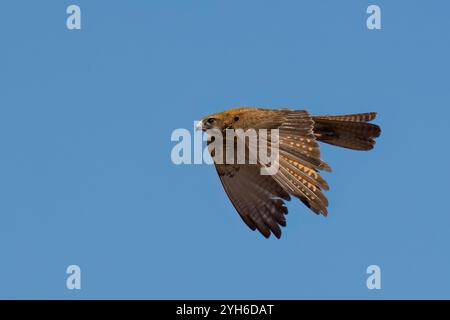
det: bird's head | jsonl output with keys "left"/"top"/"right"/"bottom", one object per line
{"left": 195, "top": 113, "right": 227, "bottom": 132}
{"left": 196, "top": 107, "right": 257, "bottom": 132}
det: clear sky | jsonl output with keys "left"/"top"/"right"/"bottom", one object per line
{"left": 1, "top": 0, "right": 449, "bottom": 299}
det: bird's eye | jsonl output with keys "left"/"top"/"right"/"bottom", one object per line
{"left": 207, "top": 118, "right": 216, "bottom": 124}
{"left": 234, "top": 116, "right": 240, "bottom": 122}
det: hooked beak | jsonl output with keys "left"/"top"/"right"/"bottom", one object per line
{"left": 195, "top": 120, "right": 204, "bottom": 131}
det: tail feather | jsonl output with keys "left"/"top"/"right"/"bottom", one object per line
{"left": 312, "top": 112, "right": 381, "bottom": 151}
{"left": 313, "top": 112, "right": 377, "bottom": 123}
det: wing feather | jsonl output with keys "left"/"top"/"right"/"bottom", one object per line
{"left": 210, "top": 108, "right": 334, "bottom": 238}
{"left": 215, "top": 163, "right": 290, "bottom": 238}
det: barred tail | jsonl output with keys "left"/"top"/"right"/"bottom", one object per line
{"left": 312, "top": 112, "right": 381, "bottom": 151}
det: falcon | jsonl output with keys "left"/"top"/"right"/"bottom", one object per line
{"left": 197, "top": 107, "right": 381, "bottom": 238}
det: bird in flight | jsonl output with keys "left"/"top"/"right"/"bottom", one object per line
{"left": 197, "top": 107, "right": 381, "bottom": 239}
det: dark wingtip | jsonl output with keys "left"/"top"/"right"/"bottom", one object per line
{"left": 258, "top": 229, "right": 282, "bottom": 239}
{"left": 262, "top": 232, "right": 271, "bottom": 239}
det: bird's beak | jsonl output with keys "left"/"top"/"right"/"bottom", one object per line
{"left": 195, "top": 120, "right": 204, "bottom": 131}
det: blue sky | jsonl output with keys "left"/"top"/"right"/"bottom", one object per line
{"left": 0, "top": 0, "right": 449, "bottom": 299}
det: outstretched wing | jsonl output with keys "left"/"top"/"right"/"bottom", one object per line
{"left": 242, "top": 109, "right": 331, "bottom": 216}
{"left": 211, "top": 109, "right": 332, "bottom": 238}
{"left": 215, "top": 163, "right": 290, "bottom": 238}
{"left": 266, "top": 110, "right": 331, "bottom": 216}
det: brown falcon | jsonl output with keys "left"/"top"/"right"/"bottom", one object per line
{"left": 196, "top": 107, "right": 381, "bottom": 238}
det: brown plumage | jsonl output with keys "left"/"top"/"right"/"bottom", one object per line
{"left": 197, "top": 107, "right": 381, "bottom": 239}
